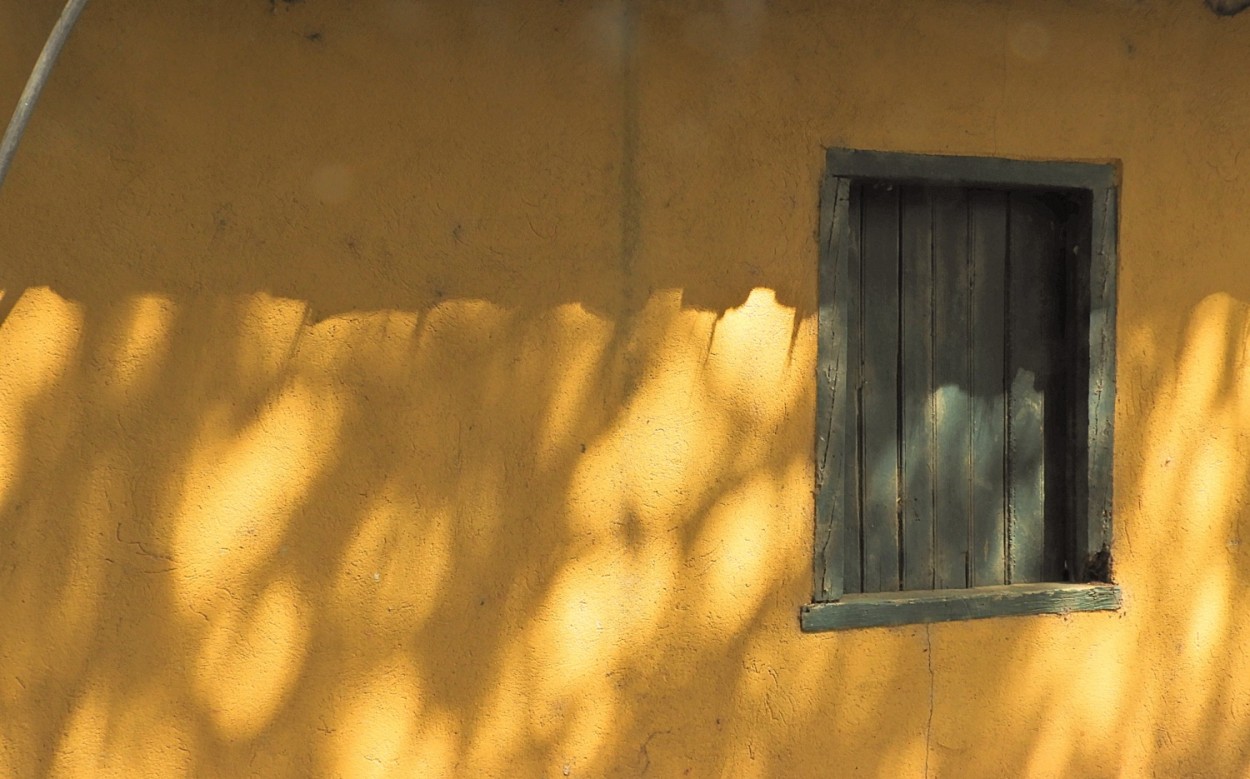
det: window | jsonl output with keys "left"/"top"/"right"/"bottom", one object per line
{"left": 802, "top": 149, "right": 1121, "bottom": 631}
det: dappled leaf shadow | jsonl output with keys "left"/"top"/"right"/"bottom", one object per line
{"left": 4, "top": 0, "right": 1250, "bottom": 777}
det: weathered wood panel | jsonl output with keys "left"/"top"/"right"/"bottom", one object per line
{"left": 860, "top": 184, "right": 902, "bottom": 592}
{"left": 900, "top": 187, "right": 936, "bottom": 590}
{"left": 813, "top": 175, "right": 852, "bottom": 601}
{"left": 968, "top": 190, "right": 1007, "bottom": 587}
{"left": 1084, "top": 186, "right": 1117, "bottom": 579}
{"left": 809, "top": 150, "right": 1120, "bottom": 628}
{"left": 1006, "top": 193, "right": 1052, "bottom": 583}
{"left": 932, "top": 188, "right": 971, "bottom": 589}
{"left": 825, "top": 148, "right": 1116, "bottom": 192}
{"left": 800, "top": 583, "right": 1122, "bottom": 631}
{"left": 844, "top": 187, "right": 864, "bottom": 594}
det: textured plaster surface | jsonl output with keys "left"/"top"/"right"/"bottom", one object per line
{"left": 0, "top": 0, "right": 1249, "bottom": 776}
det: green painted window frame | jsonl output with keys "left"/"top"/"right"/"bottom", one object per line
{"left": 803, "top": 148, "right": 1121, "bottom": 632}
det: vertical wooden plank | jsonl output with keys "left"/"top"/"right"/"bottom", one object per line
{"left": 814, "top": 175, "right": 852, "bottom": 601}
{"left": 1083, "top": 186, "right": 1117, "bottom": 579}
{"left": 1006, "top": 193, "right": 1055, "bottom": 583}
{"left": 1063, "top": 192, "right": 1089, "bottom": 583}
{"left": 969, "top": 190, "right": 1007, "bottom": 587}
{"left": 900, "top": 186, "right": 936, "bottom": 590}
{"left": 933, "top": 188, "right": 971, "bottom": 589}
{"left": 844, "top": 187, "right": 864, "bottom": 594}
{"left": 1041, "top": 195, "right": 1071, "bottom": 582}
{"left": 860, "top": 184, "right": 901, "bottom": 593}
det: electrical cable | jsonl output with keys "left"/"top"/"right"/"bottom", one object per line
{"left": 0, "top": 0, "right": 90, "bottom": 191}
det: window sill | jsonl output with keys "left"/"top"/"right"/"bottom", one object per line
{"left": 800, "top": 582, "right": 1122, "bottom": 632}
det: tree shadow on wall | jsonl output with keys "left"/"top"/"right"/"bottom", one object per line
{"left": 4, "top": 0, "right": 1250, "bottom": 777}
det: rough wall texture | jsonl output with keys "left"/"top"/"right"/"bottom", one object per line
{"left": 0, "top": 0, "right": 1248, "bottom": 776}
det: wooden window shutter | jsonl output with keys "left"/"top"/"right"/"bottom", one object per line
{"left": 842, "top": 183, "right": 1072, "bottom": 593}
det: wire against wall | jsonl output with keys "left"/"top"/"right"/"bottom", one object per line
{"left": 0, "top": 0, "right": 91, "bottom": 192}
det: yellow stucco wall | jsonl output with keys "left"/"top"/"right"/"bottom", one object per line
{"left": 1, "top": 0, "right": 1249, "bottom": 775}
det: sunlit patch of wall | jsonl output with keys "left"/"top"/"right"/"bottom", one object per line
{"left": 3, "top": 0, "right": 1250, "bottom": 776}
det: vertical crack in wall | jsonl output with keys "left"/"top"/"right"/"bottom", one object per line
{"left": 619, "top": 0, "right": 641, "bottom": 300}
{"left": 602, "top": 0, "right": 650, "bottom": 405}
{"left": 924, "top": 624, "right": 935, "bottom": 778}
{"left": 609, "top": 0, "right": 645, "bottom": 400}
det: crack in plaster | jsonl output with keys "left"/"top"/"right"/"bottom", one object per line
{"left": 924, "top": 624, "right": 935, "bottom": 778}
{"left": 638, "top": 729, "right": 671, "bottom": 773}
{"left": 115, "top": 522, "right": 173, "bottom": 561}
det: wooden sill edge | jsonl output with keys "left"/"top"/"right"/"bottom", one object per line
{"left": 800, "top": 582, "right": 1122, "bottom": 632}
